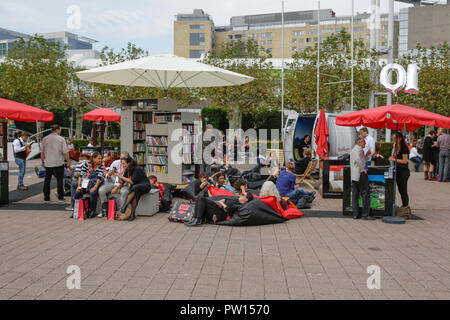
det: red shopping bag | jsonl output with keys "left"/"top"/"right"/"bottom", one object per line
{"left": 107, "top": 199, "right": 116, "bottom": 221}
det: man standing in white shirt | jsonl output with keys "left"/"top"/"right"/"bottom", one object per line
{"left": 98, "top": 152, "right": 131, "bottom": 216}
{"left": 13, "top": 132, "right": 30, "bottom": 191}
{"left": 359, "top": 127, "right": 375, "bottom": 170}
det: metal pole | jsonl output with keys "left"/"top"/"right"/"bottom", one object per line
{"left": 386, "top": 0, "right": 394, "bottom": 143}
{"left": 281, "top": 0, "right": 285, "bottom": 138}
{"left": 351, "top": 0, "right": 354, "bottom": 111}
{"left": 316, "top": 0, "right": 320, "bottom": 114}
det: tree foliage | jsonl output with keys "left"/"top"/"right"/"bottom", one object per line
{"left": 200, "top": 39, "right": 277, "bottom": 129}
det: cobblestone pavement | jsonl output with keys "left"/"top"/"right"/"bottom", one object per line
{"left": 0, "top": 163, "right": 449, "bottom": 300}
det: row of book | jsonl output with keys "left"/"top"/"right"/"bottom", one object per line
{"left": 147, "top": 146, "right": 168, "bottom": 155}
{"left": 133, "top": 113, "right": 151, "bottom": 122}
{"left": 134, "top": 153, "right": 145, "bottom": 165}
{"left": 147, "top": 165, "right": 168, "bottom": 174}
{"left": 133, "top": 143, "right": 146, "bottom": 152}
{"left": 133, "top": 131, "right": 145, "bottom": 140}
{"left": 154, "top": 113, "right": 181, "bottom": 123}
{"left": 181, "top": 175, "right": 194, "bottom": 184}
{"left": 147, "top": 155, "right": 168, "bottom": 165}
{"left": 147, "top": 136, "right": 168, "bottom": 146}
{"left": 182, "top": 124, "right": 197, "bottom": 135}
{"left": 133, "top": 122, "right": 146, "bottom": 131}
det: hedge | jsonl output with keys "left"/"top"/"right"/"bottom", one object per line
{"left": 72, "top": 139, "right": 120, "bottom": 152}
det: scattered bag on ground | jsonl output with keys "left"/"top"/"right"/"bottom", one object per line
{"left": 73, "top": 198, "right": 89, "bottom": 220}
{"left": 107, "top": 199, "right": 116, "bottom": 221}
{"left": 396, "top": 206, "right": 411, "bottom": 220}
{"left": 168, "top": 202, "right": 195, "bottom": 223}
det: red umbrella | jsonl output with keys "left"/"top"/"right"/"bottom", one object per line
{"left": 336, "top": 104, "right": 450, "bottom": 131}
{"left": 314, "top": 109, "right": 329, "bottom": 159}
{"left": 83, "top": 108, "right": 121, "bottom": 122}
{"left": 0, "top": 98, "right": 54, "bottom": 122}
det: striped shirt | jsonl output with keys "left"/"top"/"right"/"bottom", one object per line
{"left": 78, "top": 161, "right": 104, "bottom": 181}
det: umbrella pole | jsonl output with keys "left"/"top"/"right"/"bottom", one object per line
{"left": 383, "top": 122, "right": 405, "bottom": 224}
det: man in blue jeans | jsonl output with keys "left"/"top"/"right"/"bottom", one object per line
{"left": 276, "top": 161, "right": 315, "bottom": 204}
{"left": 13, "top": 132, "right": 30, "bottom": 191}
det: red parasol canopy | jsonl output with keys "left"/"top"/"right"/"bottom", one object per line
{"left": 0, "top": 98, "right": 54, "bottom": 122}
{"left": 314, "top": 109, "right": 329, "bottom": 159}
{"left": 336, "top": 104, "right": 450, "bottom": 131}
{"left": 83, "top": 108, "right": 121, "bottom": 122}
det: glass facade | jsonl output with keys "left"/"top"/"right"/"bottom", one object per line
{"left": 190, "top": 24, "right": 205, "bottom": 29}
{"left": 189, "top": 49, "right": 204, "bottom": 58}
{"left": 0, "top": 43, "right": 7, "bottom": 56}
{"left": 398, "top": 8, "right": 408, "bottom": 57}
{"left": 190, "top": 33, "right": 205, "bottom": 46}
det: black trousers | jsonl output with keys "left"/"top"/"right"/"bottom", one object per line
{"left": 351, "top": 172, "right": 370, "bottom": 218}
{"left": 130, "top": 183, "right": 151, "bottom": 204}
{"left": 43, "top": 165, "right": 64, "bottom": 200}
{"left": 396, "top": 167, "right": 410, "bottom": 207}
{"left": 194, "top": 197, "right": 228, "bottom": 222}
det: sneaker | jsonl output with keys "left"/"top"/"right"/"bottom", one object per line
{"left": 65, "top": 206, "right": 74, "bottom": 211}
{"left": 58, "top": 199, "right": 66, "bottom": 203}
{"left": 97, "top": 213, "right": 103, "bottom": 218}
{"left": 35, "top": 166, "right": 40, "bottom": 178}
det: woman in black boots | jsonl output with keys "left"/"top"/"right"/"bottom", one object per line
{"left": 115, "top": 156, "right": 150, "bottom": 221}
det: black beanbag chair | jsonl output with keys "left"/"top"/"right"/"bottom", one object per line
{"left": 217, "top": 198, "right": 287, "bottom": 227}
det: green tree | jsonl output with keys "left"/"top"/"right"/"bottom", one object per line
{"left": 0, "top": 35, "right": 74, "bottom": 133}
{"left": 200, "top": 39, "right": 277, "bottom": 130}
{"left": 286, "top": 30, "right": 375, "bottom": 113}
{"left": 394, "top": 42, "right": 449, "bottom": 116}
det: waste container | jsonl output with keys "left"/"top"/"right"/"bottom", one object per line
{"left": 342, "top": 166, "right": 395, "bottom": 217}
{"left": 320, "top": 159, "right": 349, "bottom": 199}
{"left": 0, "top": 161, "right": 9, "bottom": 205}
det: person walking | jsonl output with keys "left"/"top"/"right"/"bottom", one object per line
{"left": 350, "top": 136, "right": 374, "bottom": 220}
{"left": 13, "top": 132, "right": 30, "bottom": 191}
{"left": 359, "top": 127, "right": 375, "bottom": 170}
{"left": 41, "top": 125, "right": 70, "bottom": 202}
{"left": 436, "top": 128, "right": 450, "bottom": 182}
{"left": 389, "top": 132, "right": 411, "bottom": 215}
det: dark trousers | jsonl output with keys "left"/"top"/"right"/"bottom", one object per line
{"left": 74, "top": 188, "right": 99, "bottom": 213}
{"left": 194, "top": 197, "right": 228, "bottom": 222}
{"left": 43, "top": 165, "right": 64, "bottom": 200}
{"left": 130, "top": 183, "right": 151, "bottom": 204}
{"left": 396, "top": 167, "right": 410, "bottom": 207}
{"left": 409, "top": 157, "right": 422, "bottom": 171}
{"left": 352, "top": 173, "right": 370, "bottom": 218}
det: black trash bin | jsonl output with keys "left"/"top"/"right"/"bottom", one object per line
{"left": 0, "top": 161, "right": 9, "bottom": 205}
{"left": 343, "top": 166, "right": 395, "bottom": 218}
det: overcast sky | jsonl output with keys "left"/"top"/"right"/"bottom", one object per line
{"left": 1, "top": 0, "right": 414, "bottom": 54}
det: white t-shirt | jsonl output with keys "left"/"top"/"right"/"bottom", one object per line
{"left": 363, "top": 135, "right": 376, "bottom": 162}
{"left": 106, "top": 159, "right": 125, "bottom": 184}
{"left": 409, "top": 147, "right": 421, "bottom": 159}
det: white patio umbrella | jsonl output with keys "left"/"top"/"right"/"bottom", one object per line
{"left": 76, "top": 54, "right": 254, "bottom": 89}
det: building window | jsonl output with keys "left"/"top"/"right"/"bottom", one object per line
{"left": 293, "top": 30, "right": 305, "bottom": 36}
{"left": 267, "top": 40, "right": 272, "bottom": 45}
{"left": 261, "top": 40, "right": 266, "bottom": 45}
{"left": 189, "top": 49, "right": 204, "bottom": 58}
{"left": 190, "top": 24, "right": 205, "bottom": 29}
{"left": 234, "top": 34, "right": 243, "bottom": 39}
{"left": 190, "top": 33, "right": 205, "bottom": 46}
{"left": 292, "top": 46, "right": 297, "bottom": 51}
{"left": 267, "top": 48, "right": 272, "bottom": 53}
{"left": 228, "top": 35, "right": 233, "bottom": 39}
{"left": 0, "top": 43, "right": 7, "bottom": 56}
{"left": 299, "top": 38, "right": 304, "bottom": 43}
{"left": 292, "top": 38, "right": 297, "bottom": 44}
{"left": 262, "top": 32, "right": 272, "bottom": 38}
{"left": 314, "top": 37, "right": 318, "bottom": 42}
{"left": 306, "top": 38, "right": 311, "bottom": 43}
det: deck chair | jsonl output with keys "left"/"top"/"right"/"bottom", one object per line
{"left": 294, "top": 159, "right": 318, "bottom": 190}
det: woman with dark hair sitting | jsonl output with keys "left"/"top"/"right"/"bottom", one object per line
{"left": 114, "top": 156, "right": 151, "bottom": 221}
{"left": 74, "top": 151, "right": 104, "bottom": 218}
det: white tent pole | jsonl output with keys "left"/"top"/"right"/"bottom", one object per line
{"left": 281, "top": 0, "right": 285, "bottom": 139}
{"left": 316, "top": 0, "right": 320, "bottom": 114}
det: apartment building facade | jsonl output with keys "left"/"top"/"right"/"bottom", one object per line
{"left": 174, "top": 8, "right": 398, "bottom": 59}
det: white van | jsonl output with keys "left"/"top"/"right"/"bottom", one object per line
{"left": 283, "top": 111, "right": 357, "bottom": 163}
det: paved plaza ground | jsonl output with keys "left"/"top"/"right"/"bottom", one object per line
{"left": 0, "top": 159, "right": 449, "bottom": 300}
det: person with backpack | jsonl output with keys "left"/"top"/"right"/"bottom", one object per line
{"left": 13, "top": 131, "right": 30, "bottom": 191}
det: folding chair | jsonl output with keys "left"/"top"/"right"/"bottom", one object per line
{"left": 294, "top": 159, "right": 318, "bottom": 190}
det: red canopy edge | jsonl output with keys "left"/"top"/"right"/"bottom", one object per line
{"left": 336, "top": 104, "right": 450, "bottom": 131}
{"left": 0, "top": 98, "right": 54, "bottom": 122}
{"left": 83, "top": 108, "right": 121, "bottom": 122}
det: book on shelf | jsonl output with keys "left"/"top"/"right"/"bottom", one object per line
{"left": 181, "top": 175, "right": 194, "bottom": 184}
{"left": 133, "top": 143, "right": 146, "bottom": 152}
{"left": 133, "top": 131, "right": 145, "bottom": 140}
{"left": 154, "top": 113, "right": 181, "bottom": 123}
{"left": 133, "top": 113, "right": 151, "bottom": 122}
{"left": 134, "top": 153, "right": 145, "bottom": 165}
{"left": 147, "top": 155, "right": 168, "bottom": 165}
{"left": 146, "top": 136, "right": 168, "bottom": 146}
{"left": 147, "top": 164, "right": 168, "bottom": 174}
{"left": 147, "top": 146, "right": 168, "bottom": 155}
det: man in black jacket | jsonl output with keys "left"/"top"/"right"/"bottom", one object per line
{"left": 295, "top": 149, "right": 312, "bottom": 174}
{"left": 185, "top": 193, "right": 253, "bottom": 227}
